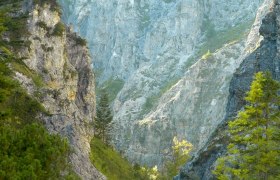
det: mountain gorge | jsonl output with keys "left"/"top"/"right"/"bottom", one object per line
{"left": 1, "top": 0, "right": 279, "bottom": 179}
{"left": 58, "top": 0, "right": 269, "bottom": 168}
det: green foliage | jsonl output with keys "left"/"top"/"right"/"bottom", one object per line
{"left": 52, "top": 22, "right": 65, "bottom": 37}
{"left": 213, "top": 72, "right": 280, "bottom": 180}
{"left": 11, "top": 60, "right": 45, "bottom": 87}
{"left": 0, "top": 2, "right": 29, "bottom": 50}
{"left": 0, "top": 1, "right": 44, "bottom": 88}
{"left": 0, "top": 123, "right": 71, "bottom": 179}
{"left": 36, "top": 21, "right": 49, "bottom": 31}
{"left": 140, "top": 166, "right": 160, "bottom": 180}
{"left": 141, "top": 78, "right": 180, "bottom": 117}
{"left": 73, "top": 36, "right": 87, "bottom": 46}
{"left": 90, "top": 137, "right": 150, "bottom": 180}
{"left": 0, "top": 9, "right": 8, "bottom": 36}
{"left": 94, "top": 90, "right": 113, "bottom": 143}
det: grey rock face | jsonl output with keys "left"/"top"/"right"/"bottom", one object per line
{"left": 110, "top": 0, "right": 262, "bottom": 167}
{"left": 58, "top": 0, "right": 264, "bottom": 167}
{"left": 15, "top": 4, "right": 104, "bottom": 179}
{"left": 178, "top": 0, "right": 279, "bottom": 179}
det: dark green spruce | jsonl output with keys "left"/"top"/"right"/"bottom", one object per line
{"left": 94, "top": 90, "right": 113, "bottom": 143}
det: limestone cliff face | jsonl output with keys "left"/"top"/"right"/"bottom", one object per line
{"left": 58, "top": 0, "right": 264, "bottom": 167}
{"left": 178, "top": 0, "right": 279, "bottom": 179}
{"left": 15, "top": 2, "right": 104, "bottom": 179}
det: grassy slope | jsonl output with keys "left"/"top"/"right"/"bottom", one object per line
{"left": 90, "top": 137, "right": 148, "bottom": 180}
{"left": 97, "top": 77, "right": 125, "bottom": 103}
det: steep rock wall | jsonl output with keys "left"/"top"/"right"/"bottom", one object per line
{"left": 178, "top": 0, "right": 279, "bottom": 179}
{"left": 15, "top": 2, "right": 104, "bottom": 179}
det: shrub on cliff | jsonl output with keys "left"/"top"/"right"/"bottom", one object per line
{"left": 52, "top": 22, "right": 65, "bottom": 37}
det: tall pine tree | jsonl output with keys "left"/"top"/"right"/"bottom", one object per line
{"left": 213, "top": 72, "right": 280, "bottom": 180}
{"left": 94, "top": 90, "right": 113, "bottom": 143}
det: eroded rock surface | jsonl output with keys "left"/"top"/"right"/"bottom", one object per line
{"left": 15, "top": 2, "right": 104, "bottom": 179}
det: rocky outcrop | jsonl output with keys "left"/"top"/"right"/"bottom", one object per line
{"left": 178, "top": 0, "right": 279, "bottom": 179}
{"left": 15, "top": 2, "right": 104, "bottom": 179}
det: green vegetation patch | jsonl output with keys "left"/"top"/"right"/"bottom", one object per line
{"left": 73, "top": 36, "right": 87, "bottom": 46}
{"left": 33, "top": 0, "right": 61, "bottom": 13}
{"left": 11, "top": 59, "right": 45, "bottom": 87}
{"left": 90, "top": 137, "right": 149, "bottom": 180}
{"left": 98, "top": 78, "right": 125, "bottom": 102}
{"left": 0, "top": 8, "right": 29, "bottom": 50}
{"left": 90, "top": 137, "right": 193, "bottom": 180}
{"left": 198, "top": 20, "right": 253, "bottom": 60}
{"left": 141, "top": 78, "right": 180, "bottom": 117}
{"left": 36, "top": 21, "right": 50, "bottom": 31}
{"left": 183, "top": 19, "right": 254, "bottom": 70}
{"left": 51, "top": 22, "right": 65, "bottom": 37}
{"left": 0, "top": 123, "right": 70, "bottom": 179}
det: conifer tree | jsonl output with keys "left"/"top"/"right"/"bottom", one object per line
{"left": 213, "top": 72, "right": 280, "bottom": 180}
{"left": 94, "top": 90, "right": 113, "bottom": 143}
